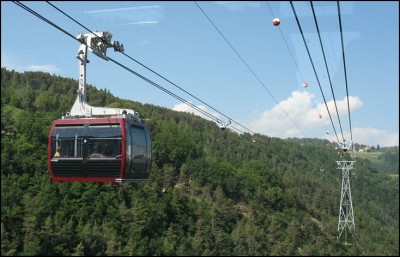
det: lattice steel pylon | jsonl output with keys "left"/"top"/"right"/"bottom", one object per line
{"left": 336, "top": 159, "right": 355, "bottom": 242}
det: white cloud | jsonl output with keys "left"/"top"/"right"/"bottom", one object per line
{"left": 2, "top": 52, "right": 59, "bottom": 74}
{"left": 249, "top": 91, "right": 398, "bottom": 146}
{"left": 117, "top": 21, "right": 159, "bottom": 26}
{"left": 173, "top": 102, "right": 243, "bottom": 133}
{"left": 82, "top": 5, "right": 163, "bottom": 25}
{"left": 250, "top": 91, "right": 328, "bottom": 138}
{"left": 83, "top": 5, "right": 162, "bottom": 14}
{"left": 351, "top": 128, "right": 399, "bottom": 147}
{"left": 215, "top": 1, "right": 261, "bottom": 12}
{"left": 172, "top": 101, "right": 227, "bottom": 124}
{"left": 318, "top": 95, "right": 363, "bottom": 122}
{"left": 1, "top": 55, "right": 60, "bottom": 74}
{"left": 26, "top": 65, "right": 60, "bottom": 74}
{"left": 172, "top": 101, "right": 220, "bottom": 121}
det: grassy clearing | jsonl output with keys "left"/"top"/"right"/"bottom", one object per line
{"left": 353, "top": 151, "right": 383, "bottom": 164}
{"left": 387, "top": 174, "right": 399, "bottom": 180}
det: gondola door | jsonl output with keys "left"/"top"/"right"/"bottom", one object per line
{"left": 124, "top": 122, "right": 152, "bottom": 181}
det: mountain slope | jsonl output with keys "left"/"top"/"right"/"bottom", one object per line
{"left": 1, "top": 68, "right": 398, "bottom": 256}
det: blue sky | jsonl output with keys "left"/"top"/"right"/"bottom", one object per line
{"left": 2, "top": 1, "right": 399, "bottom": 147}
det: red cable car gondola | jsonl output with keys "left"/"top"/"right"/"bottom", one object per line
{"left": 48, "top": 31, "right": 151, "bottom": 182}
{"left": 48, "top": 115, "right": 151, "bottom": 182}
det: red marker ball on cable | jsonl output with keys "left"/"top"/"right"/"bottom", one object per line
{"left": 272, "top": 18, "right": 280, "bottom": 26}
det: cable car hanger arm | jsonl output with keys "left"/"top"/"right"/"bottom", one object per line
{"left": 69, "top": 31, "right": 141, "bottom": 120}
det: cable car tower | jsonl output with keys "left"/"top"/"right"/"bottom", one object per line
{"left": 336, "top": 140, "right": 356, "bottom": 244}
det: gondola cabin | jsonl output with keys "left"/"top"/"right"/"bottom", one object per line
{"left": 48, "top": 30, "right": 152, "bottom": 182}
{"left": 47, "top": 31, "right": 151, "bottom": 182}
{"left": 48, "top": 115, "right": 151, "bottom": 182}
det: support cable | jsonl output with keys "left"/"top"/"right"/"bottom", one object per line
{"left": 310, "top": 1, "right": 345, "bottom": 142}
{"left": 266, "top": 1, "right": 332, "bottom": 141}
{"left": 337, "top": 1, "right": 355, "bottom": 158}
{"left": 290, "top": 1, "right": 340, "bottom": 143}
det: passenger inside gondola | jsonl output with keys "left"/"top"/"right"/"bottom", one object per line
{"left": 54, "top": 147, "right": 62, "bottom": 158}
{"left": 102, "top": 145, "right": 114, "bottom": 157}
{"left": 90, "top": 142, "right": 115, "bottom": 158}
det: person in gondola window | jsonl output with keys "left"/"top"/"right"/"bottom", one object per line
{"left": 54, "top": 147, "right": 62, "bottom": 158}
{"left": 90, "top": 142, "right": 112, "bottom": 158}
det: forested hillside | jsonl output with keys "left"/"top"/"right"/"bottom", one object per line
{"left": 1, "top": 68, "right": 398, "bottom": 256}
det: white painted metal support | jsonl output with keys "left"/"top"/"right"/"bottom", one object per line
{"left": 67, "top": 31, "right": 141, "bottom": 121}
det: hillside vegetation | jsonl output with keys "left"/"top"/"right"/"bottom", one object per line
{"left": 354, "top": 149, "right": 399, "bottom": 174}
{"left": 1, "top": 68, "right": 399, "bottom": 256}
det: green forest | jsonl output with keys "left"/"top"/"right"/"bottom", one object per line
{"left": 1, "top": 68, "right": 399, "bottom": 256}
